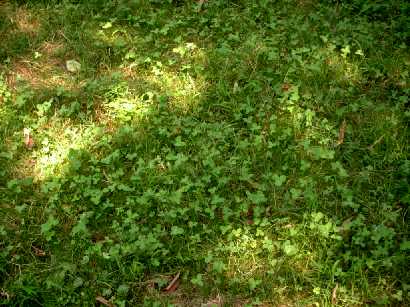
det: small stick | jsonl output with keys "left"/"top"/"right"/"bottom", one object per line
{"left": 368, "top": 135, "right": 384, "bottom": 150}
{"left": 336, "top": 120, "right": 346, "bottom": 146}
{"left": 331, "top": 283, "right": 339, "bottom": 305}
{"left": 164, "top": 272, "right": 180, "bottom": 292}
{"left": 96, "top": 296, "right": 113, "bottom": 307}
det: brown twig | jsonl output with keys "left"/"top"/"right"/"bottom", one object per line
{"left": 368, "top": 135, "right": 384, "bottom": 150}
{"left": 336, "top": 120, "right": 346, "bottom": 146}
{"left": 164, "top": 272, "right": 180, "bottom": 293}
{"left": 32, "top": 245, "right": 46, "bottom": 257}
{"left": 331, "top": 283, "right": 339, "bottom": 305}
{"left": 96, "top": 296, "right": 113, "bottom": 307}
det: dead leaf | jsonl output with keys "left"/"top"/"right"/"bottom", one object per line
{"left": 196, "top": 1, "right": 206, "bottom": 13}
{"left": 331, "top": 283, "right": 339, "bottom": 305}
{"left": 0, "top": 290, "right": 10, "bottom": 300}
{"left": 245, "top": 205, "right": 254, "bottom": 225}
{"left": 202, "top": 294, "right": 223, "bottom": 307}
{"left": 339, "top": 217, "right": 353, "bottom": 239}
{"left": 25, "top": 137, "right": 34, "bottom": 149}
{"left": 92, "top": 232, "right": 105, "bottom": 243}
{"left": 164, "top": 272, "right": 180, "bottom": 293}
{"left": 23, "top": 128, "right": 34, "bottom": 149}
{"left": 281, "top": 83, "right": 292, "bottom": 92}
{"left": 233, "top": 81, "right": 239, "bottom": 94}
{"left": 337, "top": 120, "right": 346, "bottom": 146}
{"left": 96, "top": 296, "right": 113, "bottom": 307}
{"left": 32, "top": 245, "right": 46, "bottom": 257}
{"left": 66, "top": 59, "right": 81, "bottom": 73}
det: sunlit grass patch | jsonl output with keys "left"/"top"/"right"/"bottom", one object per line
{"left": 102, "top": 88, "right": 154, "bottom": 123}
{"left": 324, "top": 46, "right": 364, "bottom": 86}
{"left": 145, "top": 68, "right": 207, "bottom": 112}
{"left": 119, "top": 41, "right": 208, "bottom": 113}
{"left": 197, "top": 215, "right": 342, "bottom": 304}
{"left": 30, "top": 124, "right": 98, "bottom": 180}
{"left": 3, "top": 121, "right": 96, "bottom": 181}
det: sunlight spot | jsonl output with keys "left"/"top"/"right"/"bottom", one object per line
{"left": 172, "top": 42, "right": 198, "bottom": 57}
{"left": 20, "top": 125, "right": 100, "bottom": 181}
{"left": 220, "top": 228, "right": 273, "bottom": 281}
{"left": 147, "top": 67, "right": 207, "bottom": 112}
{"left": 104, "top": 95, "right": 151, "bottom": 122}
{"left": 325, "top": 47, "right": 362, "bottom": 85}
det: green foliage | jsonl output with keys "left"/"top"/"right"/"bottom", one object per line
{"left": 0, "top": 0, "right": 409, "bottom": 305}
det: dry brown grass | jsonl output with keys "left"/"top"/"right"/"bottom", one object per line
{"left": 5, "top": 40, "right": 78, "bottom": 92}
{"left": 40, "top": 41, "right": 65, "bottom": 57}
{"left": 7, "top": 57, "right": 69, "bottom": 89}
{"left": 13, "top": 6, "right": 41, "bottom": 36}
{"left": 0, "top": 5, "right": 69, "bottom": 90}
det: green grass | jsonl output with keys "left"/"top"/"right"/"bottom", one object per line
{"left": 0, "top": 0, "right": 409, "bottom": 306}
